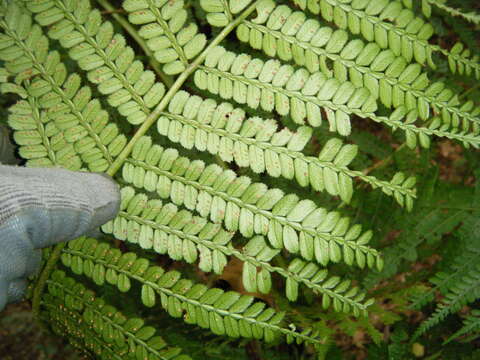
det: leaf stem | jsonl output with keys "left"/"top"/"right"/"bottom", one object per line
{"left": 94, "top": 0, "right": 174, "bottom": 88}
{"left": 362, "top": 143, "right": 407, "bottom": 176}
{"left": 31, "top": 243, "right": 66, "bottom": 318}
{"left": 459, "top": 83, "right": 480, "bottom": 101}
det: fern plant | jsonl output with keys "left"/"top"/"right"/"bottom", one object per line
{"left": 411, "top": 214, "right": 480, "bottom": 341}
{"left": 0, "top": 0, "right": 479, "bottom": 358}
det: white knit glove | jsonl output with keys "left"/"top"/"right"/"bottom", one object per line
{"left": 0, "top": 164, "right": 120, "bottom": 310}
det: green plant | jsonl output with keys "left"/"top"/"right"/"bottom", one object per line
{"left": 0, "top": 0, "right": 479, "bottom": 358}
{"left": 411, "top": 214, "right": 480, "bottom": 340}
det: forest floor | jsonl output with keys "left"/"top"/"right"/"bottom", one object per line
{"left": 0, "top": 302, "right": 81, "bottom": 360}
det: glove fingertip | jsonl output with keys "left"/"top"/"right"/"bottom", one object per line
{"left": 82, "top": 173, "right": 120, "bottom": 230}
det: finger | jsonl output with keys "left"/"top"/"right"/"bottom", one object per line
{"left": 7, "top": 278, "right": 27, "bottom": 304}
{"left": 0, "top": 225, "right": 33, "bottom": 282}
{"left": 75, "top": 172, "right": 121, "bottom": 231}
{"left": 25, "top": 249, "right": 42, "bottom": 276}
{"left": 0, "top": 276, "right": 8, "bottom": 311}
{"left": 0, "top": 166, "right": 120, "bottom": 249}
{"left": 0, "top": 227, "right": 40, "bottom": 310}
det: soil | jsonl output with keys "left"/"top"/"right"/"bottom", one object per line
{"left": 0, "top": 302, "right": 82, "bottom": 360}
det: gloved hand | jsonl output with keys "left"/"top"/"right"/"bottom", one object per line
{"left": 0, "top": 165, "right": 120, "bottom": 311}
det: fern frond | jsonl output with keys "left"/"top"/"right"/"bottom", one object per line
{"left": 120, "top": 136, "right": 383, "bottom": 270}
{"left": 283, "top": 258, "right": 373, "bottom": 314}
{"left": 5, "top": 97, "right": 76, "bottom": 169}
{"left": 412, "top": 216, "right": 480, "bottom": 339}
{"left": 411, "top": 236, "right": 480, "bottom": 310}
{"left": 363, "top": 179, "right": 469, "bottom": 289}
{"left": 101, "top": 188, "right": 371, "bottom": 312}
{"left": 103, "top": 186, "right": 234, "bottom": 274}
{"left": 43, "top": 270, "right": 189, "bottom": 360}
{"left": 44, "top": 302, "right": 125, "bottom": 360}
{"left": 442, "top": 41, "right": 480, "bottom": 79}
{"left": 123, "top": 0, "right": 207, "bottom": 75}
{"left": 386, "top": 107, "right": 480, "bottom": 149}
{"left": 60, "top": 237, "right": 325, "bottom": 346}
{"left": 290, "top": 0, "right": 434, "bottom": 63}
{"left": 412, "top": 262, "right": 480, "bottom": 340}
{"left": 195, "top": 46, "right": 480, "bottom": 151}
{"left": 195, "top": 45, "right": 377, "bottom": 133}
{"left": 236, "top": 7, "right": 425, "bottom": 83}
{"left": 291, "top": 0, "right": 480, "bottom": 80}
{"left": 25, "top": 0, "right": 167, "bottom": 125}
{"left": 161, "top": 91, "right": 415, "bottom": 205}
{"left": 0, "top": 4, "right": 127, "bottom": 171}
{"left": 30, "top": 2, "right": 362, "bottom": 186}
{"left": 445, "top": 309, "right": 480, "bottom": 344}
{"left": 423, "top": 0, "right": 480, "bottom": 25}
{"left": 234, "top": 5, "right": 480, "bottom": 134}
{"left": 20, "top": 0, "right": 414, "bottom": 208}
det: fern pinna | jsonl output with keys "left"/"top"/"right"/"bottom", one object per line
{"left": 0, "top": 0, "right": 479, "bottom": 358}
